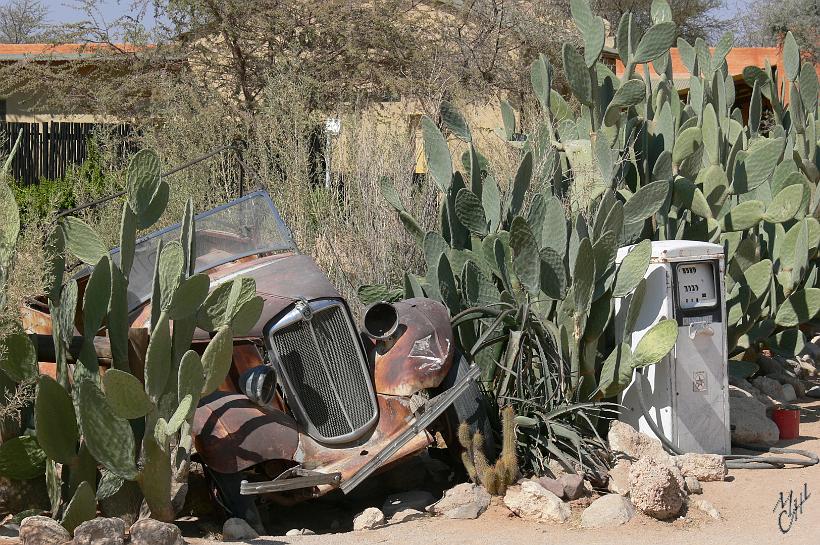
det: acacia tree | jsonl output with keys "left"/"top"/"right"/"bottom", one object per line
{"left": 588, "top": 0, "right": 728, "bottom": 41}
{"left": 0, "top": 0, "right": 48, "bottom": 43}
{"left": 736, "top": 0, "right": 819, "bottom": 63}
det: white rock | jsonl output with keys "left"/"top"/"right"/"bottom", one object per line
{"left": 73, "top": 517, "right": 126, "bottom": 545}
{"left": 503, "top": 481, "right": 570, "bottom": 523}
{"left": 382, "top": 490, "right": 436, "bottom": 517}
{"left": 222, "top": 518, "right": 259, "bottom": 541}
{"left": 353, "top": 507, "right": 385, "bottom": 530}
{"left": 20, "top": 516, "right": 71, "bottom": 545}
{"left": 285, "top": 528, "right": 315, "bottom": 536}
{"left": 796, "top": 356, "right": 818, "bottom": 379}
{"left": 580, "top": 494, "right": 636, "bottom": 528}
{"left": 629, "top": 457, "right": 685, "bottom": 520}
{"left": 607, "top": 460, "right": 632, "bottom": 496}
{"left": 428, "top": 483, "right": 491, "bottom": 520}
{"left": 781, "top": 383, "right": 797, "bottom": 402}
{"left": 129, "top": 519, "right": 184, "bottom": 545}
{"left": 730, "top": 396, "right": 780, "bottom": 444}
{"left": 673, "top": 453, "right": 727, "bottom": 482}
{"left": 684, "top": 476, "right": 702, "bottom": 495}
{"left": 608, "top": 421, "right": 671, "bottom": 463}
{"left": 691, "top": 497, "right": 721, "bottom": 519}
{"left": 389, "top": 509, "right": 427, "bottom": 524}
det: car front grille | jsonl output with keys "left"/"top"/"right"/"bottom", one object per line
{"left": 268, "top": 299, "right": 378, "bottom": 443}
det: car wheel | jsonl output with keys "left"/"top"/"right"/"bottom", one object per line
{"left": 440, "top": 352, "right": 496, "bottom": 462}
{"left": 206, "top": 468, "right": 266, "bottom": 534}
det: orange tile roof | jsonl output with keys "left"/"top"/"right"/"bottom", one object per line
{"left": 615, "top": 47, "right": 782, "bottom": 80}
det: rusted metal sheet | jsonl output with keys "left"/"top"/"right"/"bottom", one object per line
{"left": 192, "top": 392, "right": 433, "bottom": 496}
{"left": 21, "top": 306, "right": 52, "bottom": 335}
{"left": 192, "top": 392, "right": 301, "bottom": 474}
{"left": 372, "top": 298, "right": 455, "bottom": 396}
{"left": 297, "top": 394, "right": 433, "bottom": 494}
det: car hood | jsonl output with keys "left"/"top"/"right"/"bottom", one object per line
{"left": 132, "top": 253, "right": 342, "bottom": 339}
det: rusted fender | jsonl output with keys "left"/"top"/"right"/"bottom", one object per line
{"left": 191, "top": 393, "right": 433, "bottom": 492}
{"left": 297, "top": 394, "right": 432, "bottom": 495}
{"left": 192, "top": 392, "right": 301, "bottom": 474}
{"left": 371, "top": 298, "right": 455, "bottom": 396}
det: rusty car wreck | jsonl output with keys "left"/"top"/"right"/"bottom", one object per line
{"left": 23, "top": 190, "right": 489, "bottom": 530}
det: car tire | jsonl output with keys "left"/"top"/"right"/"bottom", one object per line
{"left": 206, "top": 468, "right": 266, "bottom": 535}
{"left": 440, "top": 352, "right": 496, "bottom": 461}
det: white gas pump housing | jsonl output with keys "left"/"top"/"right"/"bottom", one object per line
{"left": 616, "top": 240, "right": 731, "bottom": 455}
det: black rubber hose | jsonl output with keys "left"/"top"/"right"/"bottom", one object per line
{"left": 633, "top": 368, "right": 818, "bottom": 469}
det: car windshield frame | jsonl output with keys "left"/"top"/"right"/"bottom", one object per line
{"left": 108, "top": 190, "right": 296, "bottom": 311}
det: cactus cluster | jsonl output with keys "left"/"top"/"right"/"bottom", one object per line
{"left": 366, "top": 0, "right": 818, "bottom": 475}
{"left": 458, "top": 406, "right": 518, "bottom": 495}
{"left": 0, "top": 149, "right": 262, "bottom": 532}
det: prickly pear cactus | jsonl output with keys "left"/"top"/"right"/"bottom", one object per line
{"left": 12, "top": 148, "right": 266, "bottom": 531}
{"left": 367, "top": 0, "right": 818, "bottom": 476}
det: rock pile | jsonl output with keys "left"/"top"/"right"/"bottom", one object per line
{"left": 19, "top": 516, "right": 183, "bottom": 545}
{"left": 604, "top": 421, "right": 727, "bottom": 522}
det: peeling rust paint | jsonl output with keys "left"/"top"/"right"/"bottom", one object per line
{"left": 372, "top": 298, "right": 455, "bottom": 396}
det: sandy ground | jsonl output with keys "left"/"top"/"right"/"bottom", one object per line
{"left": 200, "top": 399, "right": 820, "bottom": 545}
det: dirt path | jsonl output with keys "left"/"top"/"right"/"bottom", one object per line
{"left": 201, "top": 399, "right": 820, "bottom": 545}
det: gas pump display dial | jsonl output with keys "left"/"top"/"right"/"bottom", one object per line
{"left": 676, "top": 262, "right": 716, "bottom": 309}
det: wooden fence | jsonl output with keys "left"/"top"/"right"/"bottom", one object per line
{"left": 1, "top": 121, "right": 135, "bottom": 186}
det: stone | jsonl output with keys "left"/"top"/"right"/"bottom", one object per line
{"left": 629, "top": 457, "right": 685, "bottom": 520}
{"left": 222, "top": 517, "right": 258, "bottom": 541}
{"left": 684, "top": 476, "right": 702, "bottom": 495}
{"left": 729, "top": 377, "right": 777, "bottom": 410}
{"left": 19, "top": 516, "right": 71, "bottom": 545}
{"left": 607, "top": 460, "right": 631, "bottom": 496}
{"left": 755, "top": 355, "right": 782, "bottom": 375}
{"left": 795, "top": 356, "right": 818, "bottom": 379}
{"left": 559, "top": 474, "right": 585, "bottom": 500}
{"left": 767, "top": 371, "right": 805, "bottom": 397}
{"left": 428, "top": 483, "right": 490, "bottom": 520}
{"left": 72, "top": 517, "right": 126, "bottom": 545}
{"left": 129, "top": 519, "right": 184, "bottom": 545}
{"left": 353, "top": 507, "right": 385, "bottom": 530}
{"left": 752, "top": 376, "right": 787, "bottom": 402}
{"left": 580, "top": 494, "right": 636, "bottom": 528}
{"left": 801, "top": 338, "right": 820, "bottom": 359}
{"left": 503, "top": 481, "right": 570, "bottom": 523}
{"left": 781, "top": 383, "right": 797, "bottom": 402}
{"left": 389, "top": 509, "right": 427, "bottom": 524}
{"left": 285, "top": 528, "right": 315, "bottom": 536}
{"left": 807, "top": 385, "right": 820, "bottom": 399}
{"left": 608, "top": 421, "right": 670, "bottom": 463}
{"left": 546, "top": 459, "right": 572, "bottom": 478}
{"left": 691, "top": 498, "right": 721, "bottom": 519}
{"left": 730, "top": 396, "right": 780, "bottom": 444}
{"left": 536, "top": 477, "right": 565, "bottom": 499}
{"left": 382, "top": 490, "right": 436, "bottom": 517}
{"left": 673, "top": 453, "right": 727, "bottom": 482}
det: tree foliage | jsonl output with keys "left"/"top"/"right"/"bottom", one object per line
{"left": 736, "top": 0, "right": 819, "bottom": 63}
{"left": 0, "top": 0, "right": 48, "bottom": 43}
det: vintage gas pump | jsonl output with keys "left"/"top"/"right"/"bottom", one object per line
{"left": 616, "top": 241, "right": 731, "bottom": 455}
